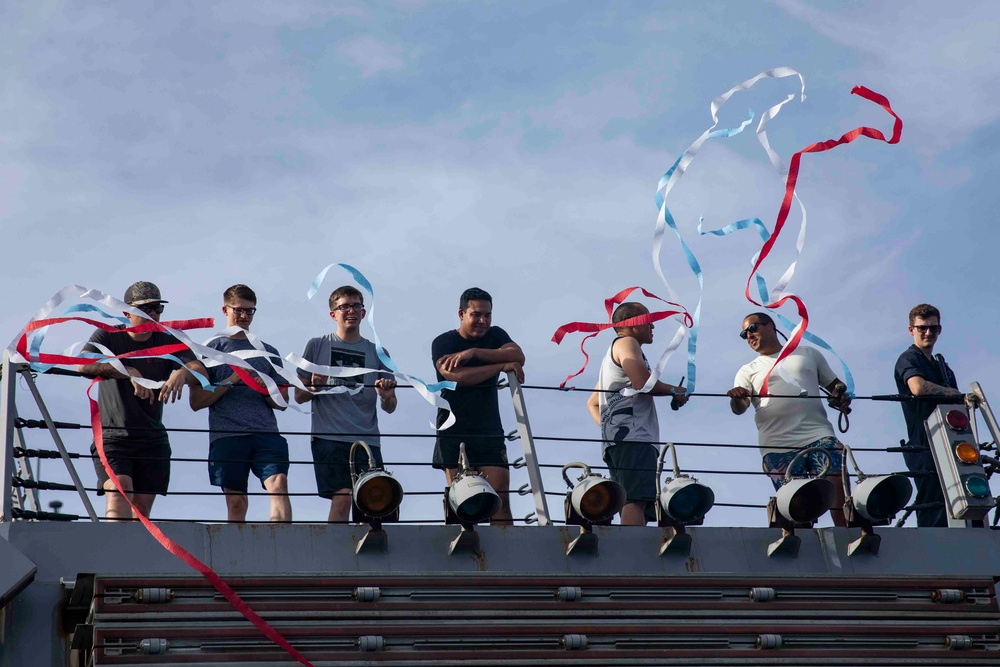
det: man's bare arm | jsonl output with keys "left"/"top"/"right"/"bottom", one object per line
{"left": 77, "top": 362, "right": 130, "bottom": 380}
{"left": 614, "top": 338, "right": 685, "bottom": 398}
{"left": 437, "top": 341, "right": 525, "bottom": 372}
{"left": 159, "top": 360, "right": 208, "bottom": 404}
{"left": 907, "top": 376, "right": 963, "bottom": 398}
{"left": 726, "top": 387, "right": 751, "bottom": 415}
{"left": 587, "top": 387, "right": 601, "bottom": 426}
{"left": 190, "top": 373, "right": 235, "bottom": 411}
{"left": 437, "top": 361, "right": 522, "bottom": 387}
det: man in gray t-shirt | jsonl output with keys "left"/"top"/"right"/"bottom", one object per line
{"left": 190, "top": 284, "right": 291, "bottom": 523}
{"left": 295, "top": 285, "right": 397, "bottom": 523}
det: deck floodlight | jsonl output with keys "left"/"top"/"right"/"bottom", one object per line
{"left": 840, "top": 445, "right": 912, "bottom": 556}
{"left": 655, "top": 443, "right": 714, "bottom": 557}
{"left": 350, "top": 441, "right": 404, "bottom": 519}
{"left": 562, "top": 462, "right": 626, "bottom": 524}
{"left": 656, "top": 443, "right": 715, "bottom": 524}
{"left": 774, "top": 447, "right": 837, "bottom": 524}
{"left": 447, "top": 443, "right": 501, "bottom": 524}
{"left": 851, "top": 474, "right": 912, "bottom": 522}
{"left": 350, "top": 441, "right": 404, "bottom": 555}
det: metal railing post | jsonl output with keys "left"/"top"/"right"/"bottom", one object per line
{"left": 505, "top": 372, "right": 551, "bottom": 526}
{"left": 1, "top": 351, "right": 17, "bottom": 521}
{"left": 19, "top": 369, "right": 99, "bottom": 521}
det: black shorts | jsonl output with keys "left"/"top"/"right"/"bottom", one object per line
{"left": 92, "top": 440, "right": 171, "bottom": 496}
{"left": 311, "top": 439, "right": 383, "bottom": 499}
{"left": 433, "top": 435, "right": 508, "bottom": 470}
{"left": 603, "top": 442, "right": 657, "bottom": 519}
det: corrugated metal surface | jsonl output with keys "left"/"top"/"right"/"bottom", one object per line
{"left": 75, "top": 573, "right": 1000, "bottom": 665}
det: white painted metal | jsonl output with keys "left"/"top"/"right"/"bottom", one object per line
{"left": 505, "top": 372, "right": 551, "bottom": 526}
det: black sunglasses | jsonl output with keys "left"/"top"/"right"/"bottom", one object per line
{"left": 739, "top": 321, "right": 767, "bottom": 339}
{"left": 137, "top": 303, "right": 164, "bottom": 315}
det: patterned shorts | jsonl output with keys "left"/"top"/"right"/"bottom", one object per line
{"left": 761, "top": 436, "right": 844, "bottom": 491}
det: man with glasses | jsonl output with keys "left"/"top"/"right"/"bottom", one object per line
{"left": 295, "top": 285, "right": 397, "bottom": 523}
{"left": 726, "top": 312, "right": 852, "bottom": 527}
{"left": 894, "top": 303, "right": 967, "bottom": 527}
{"left": 432, "top": 287, "right": 524, "bottom": 525}
{"left": 78, "top": 281, "right": 205, "bottom": 520}
{"left": 190, "top": 284, "right": 291, "bottom": 523}
{"left": 586, "top": 302, "right": 688, "bottom": 525}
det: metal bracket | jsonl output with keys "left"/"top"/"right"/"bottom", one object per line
{"left": 847, "top": 529, "right": 881, "bottom": 557}
{"left": 659, "top": 525, "right": 693, "bottom": 557}
{"left": 767, "top": 534, "right": 801, "bottom": 558}
{"left": 355, "top": 527, "right": 389, "bottom": 555}
{"left": 565, "top": 525, "right": 599, "bottom": 557}
{"left": 448, "top": 524, "right": 481, "bottom": 555}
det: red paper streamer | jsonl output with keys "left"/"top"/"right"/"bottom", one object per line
{"left": 87, "top": 380, "right": 315, "bottom": 667}
{"left": 747, "top": 86, "right": 901, "bottom": 396}
{"left": 552, "top": 286, "right": 692, "bottom": 387}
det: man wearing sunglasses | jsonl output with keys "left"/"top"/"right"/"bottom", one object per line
{"left": 78, "top": 281, "right": 205, "bottom": 520}
{"left": 190, "top": 284, "right": 291, "bottom": 523}
{"left": 295, "top": 285, "right": 397, "bottom": 523}
{"left": 893, "top": 303, "right": 967, "bottom": 527}
{"left": 586, "top": 302, "right": 688, "bottom": 526}
{"left": 726, "top": 312, "right": 852, "bottom": 527}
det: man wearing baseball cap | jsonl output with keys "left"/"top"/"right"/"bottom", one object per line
{"left": 78, "top": 281, "right": 205, "bottom": 520}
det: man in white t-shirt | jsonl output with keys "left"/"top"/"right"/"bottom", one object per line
{"left": 726, "top": 312, "right": 852, "bottom": 526}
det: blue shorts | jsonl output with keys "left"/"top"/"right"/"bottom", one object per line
{"left": 208, "top": 434, "right": 289, "bottom": 494}
{"left": 761, "top": 436, "right": 844, "bottom": 491}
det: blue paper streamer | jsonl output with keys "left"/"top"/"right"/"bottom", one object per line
{"left": 652, "top": 111, "right": 755, "bottom": 393}
{"left": 696, "top": 215, "right": 856, "bottom": 397}
{"left": 309, "top": 262, "right": 455, "bottom": 395}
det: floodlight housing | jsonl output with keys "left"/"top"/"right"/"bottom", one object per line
{"left": 655, "top": 443, "right": 715, "bottom": 525}
{"left": 350, "top": 441, "right": 404, "bottom": 519}
{"left": 660, "top": 476, "right": 716, "bottom": 524}
{"left": 774, "top": 446, "right": 836, "bottom": 524}
{"left": 447, "top": 443, "right": 501, "bottom": 524}
{"left": 562, "top": 462, "right": 626, "bottom": 524}
{"left": 851, "top": 474, "right": 912, "bottom": 523}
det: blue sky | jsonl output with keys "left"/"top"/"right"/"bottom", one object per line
{"left": 3, "top": 1, "right": 999, "bottom": 526}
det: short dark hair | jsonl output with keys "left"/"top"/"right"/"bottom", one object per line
{"left": 460, "top": 287, "right": 492, "bottom": 310}
{"left": 742, "top": 311, "right": 790, "bottom": 341}
{"left": 612, "top": 302, "right": 649, "bottom": 333}
{"left": 909, "top": 303, "right": 941, "bottom": 326}
{"left": 329, "top": 285, "right": 364, "bottom": 311}
{"left": 223, "top": 284, "right": 256, "bottom": 304}
{"left": 743, "top": 312, "right": 774, "bottom": 327}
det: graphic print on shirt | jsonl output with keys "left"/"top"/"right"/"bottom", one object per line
{"left": 602, "top": 392, "right": 634, "bottom": 443}
{"left": 329, "top": 347, "right": 366, "bottom": 388}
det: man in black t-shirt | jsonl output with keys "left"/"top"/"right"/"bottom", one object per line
{"left": 78, "top": 281, "right": 205, "bottom": 520}
{"left": 432, "top": 287, "right": 524, "bottom": 525}
{"left": 893, "top": 303, "right": 967, "bottom": 527}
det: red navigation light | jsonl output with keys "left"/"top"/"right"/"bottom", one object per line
{"left": 945, "top": 410, "right": 970, "bottom": 432}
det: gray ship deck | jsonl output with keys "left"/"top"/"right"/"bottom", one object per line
{"left": 4, "top": 521, "right": 1000, "bottom": 665}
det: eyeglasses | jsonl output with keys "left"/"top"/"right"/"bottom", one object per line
{"left": 911, "top": 324, "right": 941, "bottom": 334}
{"left": 226, "top": 306, "right": 256, "bottom": 316}
{"left": 136, "top": 303, "right": 164, "bottom": 315}
{"left": 334, "top": 303, "right": 365, "bottom": 313}
{"left": 739, "top": 322, "right": 767, "bottom": 339}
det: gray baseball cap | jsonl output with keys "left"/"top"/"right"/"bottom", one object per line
{"left": 124, "top": 281, "right": 169, "bottom": 306}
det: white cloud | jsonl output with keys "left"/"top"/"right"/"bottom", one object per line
{"left": 771, "top": 0, "right": 1000, "bottom": 156}
{"left": 336, "top": 36, "right": 407, "bottom": 78}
